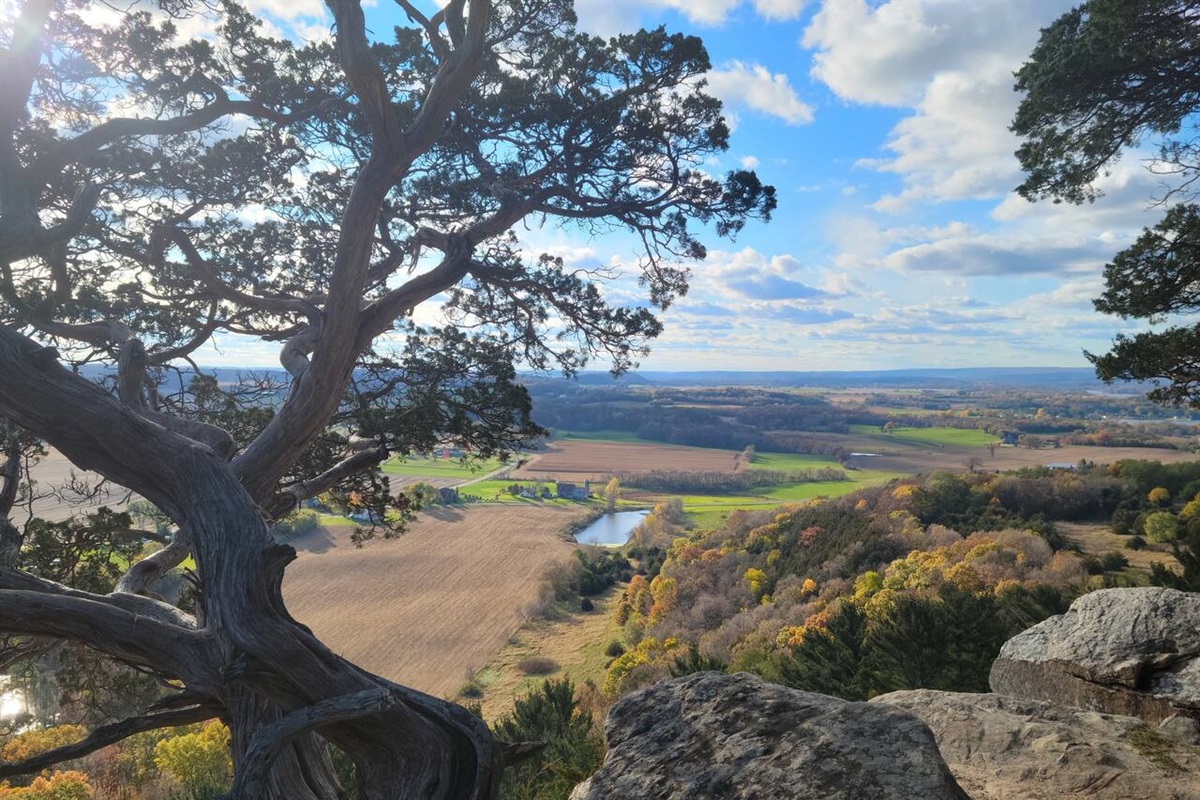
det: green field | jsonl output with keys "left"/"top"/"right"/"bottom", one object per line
{"left": 554, "top": 429, "right": 647, "bottom": 443}
{"left": 747, "top": 452, "right": 842, "bottom": 471}
{"left": 849, "top": 424, "right": 998, "bottom": 447}
{"left": 381, "top": 455, "right": 504, "bottom": 478}
{"left": 460, "top": 479, "right": 597, "bottom": 507}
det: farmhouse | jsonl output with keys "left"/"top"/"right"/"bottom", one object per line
{"left": 555, "top": 480, "right": 590, "bottom": 500}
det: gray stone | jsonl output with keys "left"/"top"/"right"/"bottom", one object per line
{"left": 875, "top": 689, "right": 1200, "bottom": 800}
{"left": 989, "top": 587, "right": 1200, "bottom": 723}
{"left": 570, "top": 672, "right": 969, "bottom": 800}
{"left": 1160, "top": 713, "right": 1200, "bottom": 745}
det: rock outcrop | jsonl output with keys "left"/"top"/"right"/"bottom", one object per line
{"left": 875, "top": 689, "right": 1200, "bottom": 800}
{"left": 569, "top": 672, "right": 969, "bottom": 800}
{"left": 989, "top": 587, "right": 1200, "bottom": 724}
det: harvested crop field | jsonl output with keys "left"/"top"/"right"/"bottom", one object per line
{"left": 843, "top": 442, "right": 1198, "bottom": 474}
{"left": 282, "top": 504, "right": 586, "bottom": 697}
{"left": 512, "top": 439, "right": 739, "bottom": 481}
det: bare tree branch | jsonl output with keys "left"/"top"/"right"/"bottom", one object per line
{"left": 265, "top": 445, "right": 389, "bottom": 521}
{"left": 0, "top": 704, "right": 220, "bottom": 778}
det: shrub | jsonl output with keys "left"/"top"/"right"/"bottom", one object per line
{"left": 1144, "top": 511, "right": 1179, "bottom": 543}
{"left": 1126, "top": 535, "right": 1147, "bottom": 550}
{"left": 604, "top": 640, "right": 626, "bottom": 658}
{"left": 458, "top": 682, "right": 483, "bottom": 699}
{"left": 579, "top": 597, "right": 595, "bottom": 612}
{"left": 269, "top": 510, "right": 321, "bottom": 540}
{"left": 516, "top": 657, "right": 559, "bottom": 676}
{"left": 492, "top": 679, "right": 602, "bottom": 800}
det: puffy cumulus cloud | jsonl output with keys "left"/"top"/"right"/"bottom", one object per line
{"left": 739, "top": 155, "right": 761, "bottom": 169}
{"left": 706, "top": 62, "right": 814, "bottom": 125}
{"left": 804, "top": 0, "right": 1072, "bottom": 208}
{"left": 694, "top": 247, "right": 829, "bottom": 298}
{"left": 869, "top": 68, "right": 1022, "bottom": 209}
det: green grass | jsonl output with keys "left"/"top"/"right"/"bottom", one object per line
{"left": 381, "top": 455, "right": 503, "bottom": 478}
{"left": 553, "top": 429, "right": 646, "bottom": 443}
{"left": 849, "top": 424, "right": 998, "bottom": 447}
{"left": 460, "top": 479, "right": 598, "bottom": 507}
{"left": 747, "top": 452, "right": 841, "bottom": 471}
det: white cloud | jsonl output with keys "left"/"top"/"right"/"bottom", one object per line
{"left": 707, "top": 61, "right": 814, "bottom": 125}
{"left": 804, "top": 0, "right": 1072, "bottom": 209}
{"left": 740, "top": 155, "right": 761, "bottom": 169}
{"left": 754, "top": 0, "right": 808, "bottom": 21}
{"left": 658, "top": 0, "right": 742, "bottom": 25}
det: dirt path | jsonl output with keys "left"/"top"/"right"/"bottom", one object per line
{"left": 282, "top": 504, "right": 587, "bottom": 698}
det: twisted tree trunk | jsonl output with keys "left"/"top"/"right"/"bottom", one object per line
{"left": 0, "top": 325, "right": 503, "bottom": 799}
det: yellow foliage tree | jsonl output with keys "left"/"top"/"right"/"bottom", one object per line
{"left": 153, "top": 721, "right": 232, "bottom": 795}
{"left": 0, "top": 771, "right": 93, "bottom": 800}
{"left": 1148, "top": 486, "right": 1171, "bottom": 505}
{"left": 743, "top": 567, "right": 767, "bottom": 598}
{"left": 0, "top": 727, "right": 87, "bottom": 764}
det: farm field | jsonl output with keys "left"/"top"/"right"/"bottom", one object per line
{"left": 844, "top": 441, "right": 1200, "bottom": 475}
{"left": 848, "top": 424, "right": 999, "bottom": 447}
{"left": 381, "top": 454, "right": 504, "bottom": 478}
{"left": 512, "top": 438, "right": 741, "bottom": 480}
{"left": 281, "top": 504, "right": 587, "bottom": 697}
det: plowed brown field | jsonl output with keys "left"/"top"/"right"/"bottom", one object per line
{"left": 282, "top": 504, "right": 585, "bottom": 697}
{"left": 512, "top": 439, "right": 739, "bottom": 480}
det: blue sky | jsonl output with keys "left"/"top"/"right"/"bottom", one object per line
{"left": 198, "top": 1, "right": 1184, "bottom": 372}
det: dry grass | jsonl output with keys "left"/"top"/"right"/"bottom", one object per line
{"left": 1057, "top": 521, "right": 1180, "bottom": 575}
{"left": 512, "top": 439, "right": 739, "bottom": 481}
{"left": 282, "top": 504, "right": 587, "bottom": 698}
{"left": 476, "top": 584, "right": 625, "bottom": 721}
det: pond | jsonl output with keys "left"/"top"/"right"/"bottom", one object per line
{"left": 574, "top": 510, "right": 649, "bottom": 547}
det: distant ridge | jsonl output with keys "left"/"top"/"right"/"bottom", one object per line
{"left": 76, "top": 363, "right": 1145, "bottom": 393}
{"left": 546, "top": 367, "right": 1145, "bottom": 391}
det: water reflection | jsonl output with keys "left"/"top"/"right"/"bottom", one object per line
{"left": 574, "top": 510, "right": 649, "bottom": 547}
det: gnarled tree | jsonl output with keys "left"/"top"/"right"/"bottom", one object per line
{"left": 0, "top": 1, "right": 774, "bottom": 797}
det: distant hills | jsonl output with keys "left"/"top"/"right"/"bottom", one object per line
{"left": 77, "top": 362, "right": 1145, "bottom": 393}
{"left": 566, "top": 367, "right": 1144, "bottom": 392}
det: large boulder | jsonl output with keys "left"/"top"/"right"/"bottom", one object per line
{"left": 875, "top": 689, "right": 1200, "bottom": 800}
{"left": 570, "top": 672, "right": 969, "bottom": 800}
{"left": 989, "top": 587, "right": 1200, "bottom": 724}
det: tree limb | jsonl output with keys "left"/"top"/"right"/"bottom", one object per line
{"left": 0, "top": 704, "right": 220, "bottom": 778}
{"left": 166, "top": 227, "right": 318, "bottom": 319}
{"left": 0, "top": 589, "right": 204, "bottom": 677}
{"left": 231, "top": 687, "right": 400, "bottom": 800}
{"left": 116, "top": 527, "right": 190, "bottom": 596}
{"left": 265, "top": 445, "right": 389, "bottom": 521}
{"left": 119, "top": 338, "right": 237, "bottom": 460}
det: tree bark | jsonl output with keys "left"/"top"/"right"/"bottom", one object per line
{"left": 0, "top": 325, "right": 503, "bottom": 799}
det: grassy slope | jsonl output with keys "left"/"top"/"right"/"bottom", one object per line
{"left": 475, "top": 585, "right": 626, "bottom": 720}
